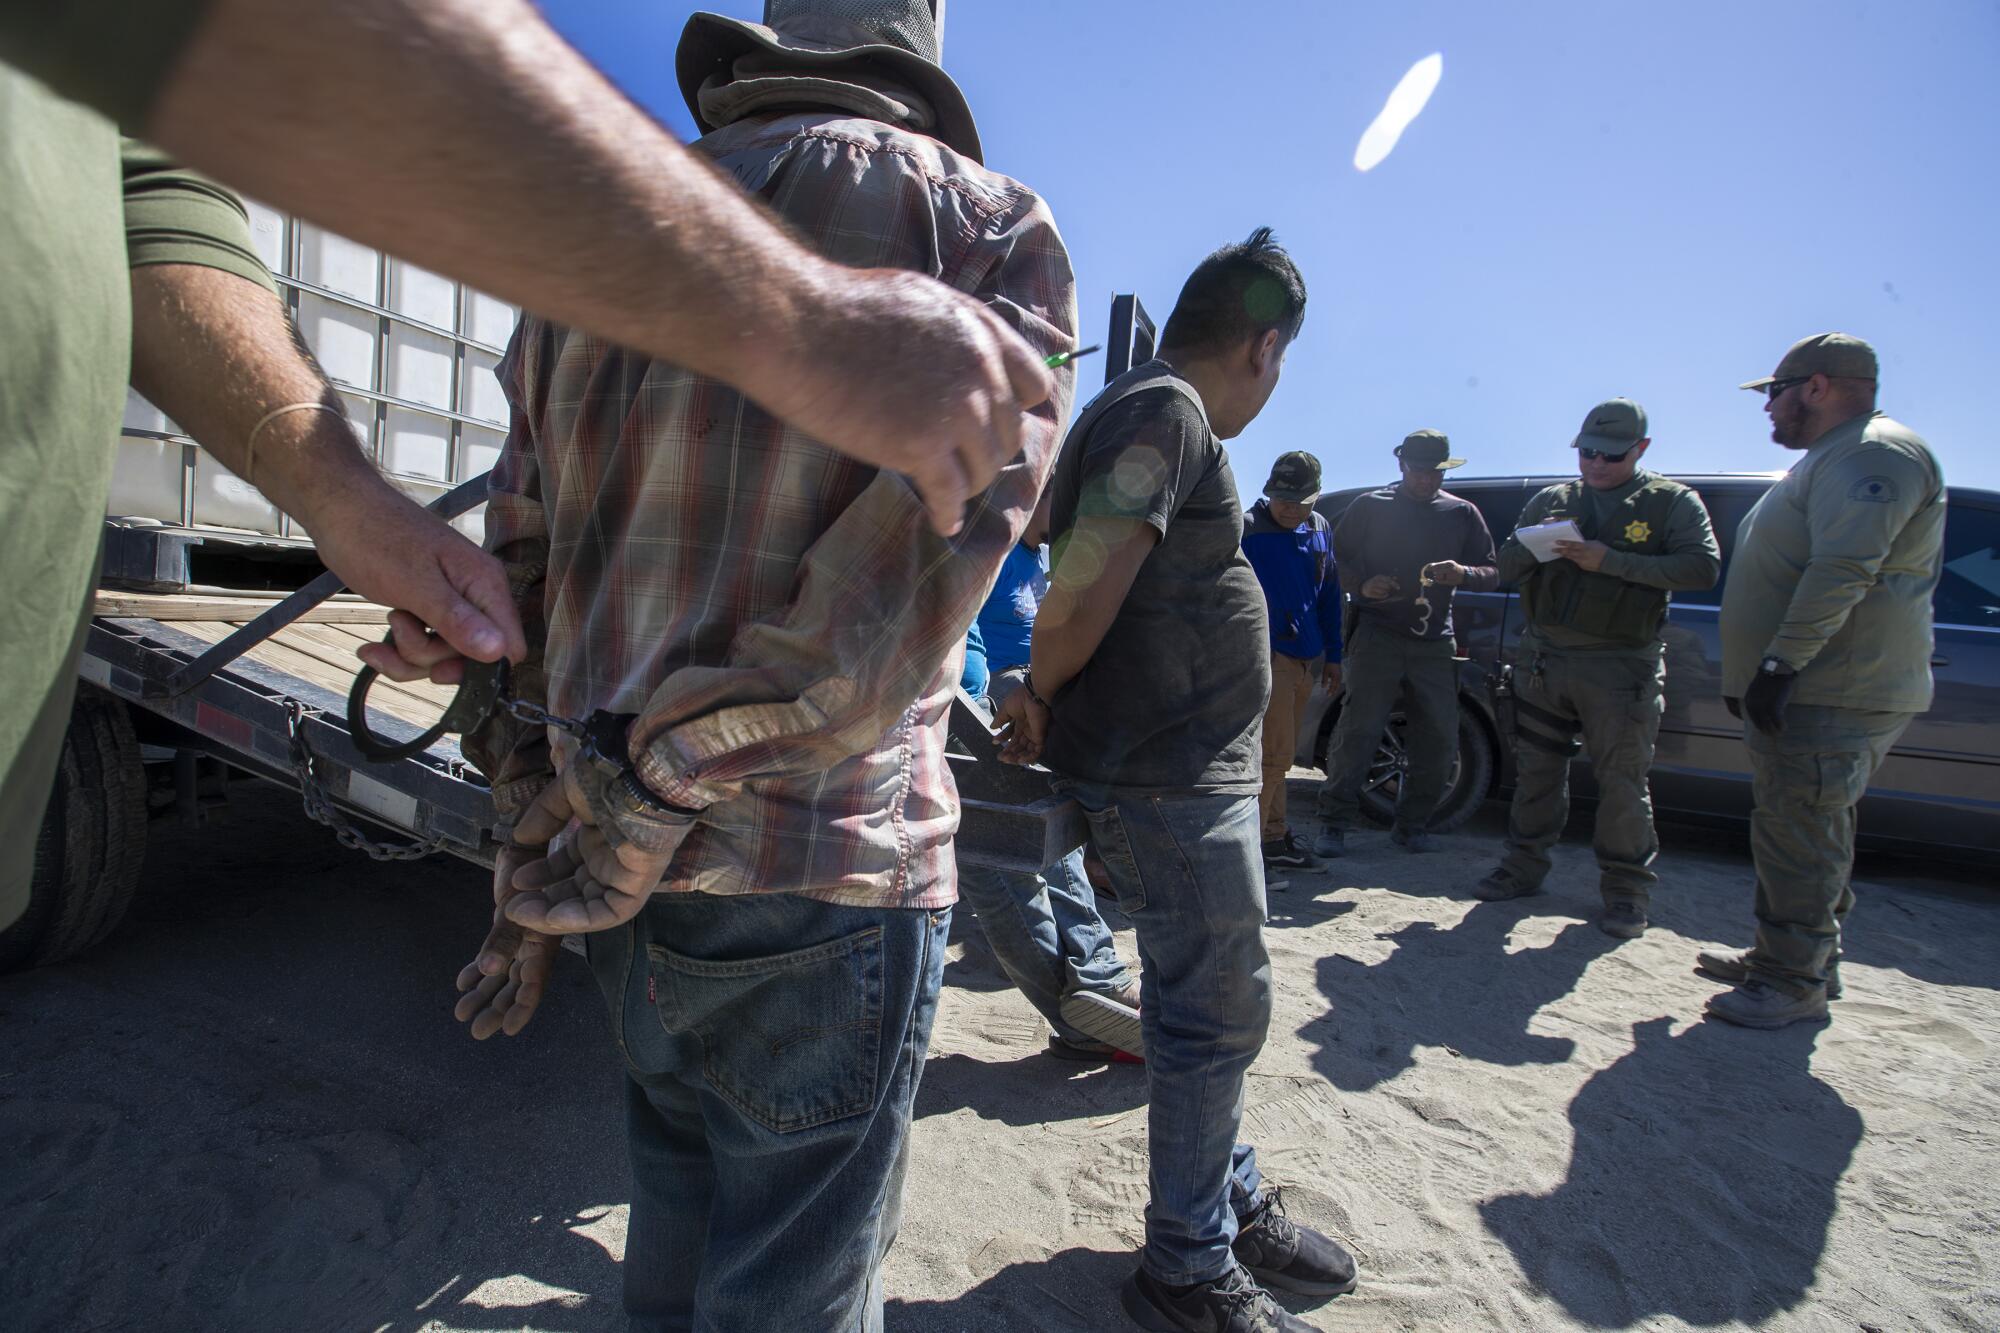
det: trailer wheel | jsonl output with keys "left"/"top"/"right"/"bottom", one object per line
{"left": 0, "top": 686, "right": 149, "bottom": 970}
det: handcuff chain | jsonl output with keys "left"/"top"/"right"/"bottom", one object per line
{"left": 498, "top": 694, "right": 589, "bottom": 737}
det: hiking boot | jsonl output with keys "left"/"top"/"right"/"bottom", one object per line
{"left": 1261, "top": 831, "right": 1320, "bottom": 870}
{"left": 1120, "top": 1263, "right": 1315, "bottom": 1332}
{"left": 1060, "top": 987, "right": 1144, "bottom": 1059}
{"left": 1471, "top": 867, "right": 1541, "bottom": 902}
{"left": 1695, "top": 946, "right": 1842, "bottom": 999}
{"left": 1232, "top": 1187, "right": 1358, "bottom": 1297}
{"left": 1390, "top": 827, "right": 1435, "bottom": 853}
{"left": 1311, "top": 826, "right": 1347, "bottom": 859}
{"left": 1704, "top": 978, "right": 1830, "bottom": 1030}
{"left": 1598, "top": 903, "right": 1647, "bottom": 939}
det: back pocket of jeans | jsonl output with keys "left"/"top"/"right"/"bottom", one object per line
{"left": 647, "top": 927, "right": 884, "bottom": 1134}
{"left": 1081, "top": 804, "right": 1147, "bottom": 915}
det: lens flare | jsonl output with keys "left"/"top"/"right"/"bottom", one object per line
{"left": 1354, "top": 53, "right": 1443, "bottom": 173}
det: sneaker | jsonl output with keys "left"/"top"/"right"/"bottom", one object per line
{"left": 1261, "top": 831, "right": 1320, "bottom": 870}
{"left": 1060, "top": 988, "right": 1144, "bottom": 1058}
{"left": 1233, "top": 1187, "right": 1358, "bottom": 1297}
{"left": 1598, "top": 903, "right": 1647, "bottom": 939}
{"left": 1045, "top": 1033, "right": 1144, "bottom": 1065}
{"left": 1311, "top": 826, "right": 1347, "bottom": 859}
{"left": 1695, "top": 946, "right": 1842, "bottom": 1000}
{"left": 1471, "top": 867, "right": 1542, "bottom": 902}
{"left": 1120, "top": 1263, "right": 1314, "bottom": 1332}
{"left": 1704, "top": 978, "right": 1830, "bottom": 1030}
{"left": 1390, "top": 828, "right": 1435, "bottom": 853}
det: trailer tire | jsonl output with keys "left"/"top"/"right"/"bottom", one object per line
{"left": 0, "top": 686, "right": 149, "bottom": 971}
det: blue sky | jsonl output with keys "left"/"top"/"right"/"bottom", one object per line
{"left": 540, "top": 0, "right": 2000, "bottom": 499}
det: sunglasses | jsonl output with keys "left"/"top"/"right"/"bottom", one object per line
{"left": 1763, "top": 375, "right": 1812, "bottom": 402}
{"left": 1578, "top": 445, "right": 1634, "bottom": 463}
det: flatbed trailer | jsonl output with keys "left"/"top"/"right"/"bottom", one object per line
{"left": 10, "top": 514, "right": 1082, "bottom": 970}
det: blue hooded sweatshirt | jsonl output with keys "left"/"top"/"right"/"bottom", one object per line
{"left": 1242, "top": 498, "right": 1343, "bottom": 663}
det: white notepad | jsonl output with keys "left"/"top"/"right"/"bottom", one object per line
{"left": 1514, "top": 518, "right": 1584, "bottom": 562}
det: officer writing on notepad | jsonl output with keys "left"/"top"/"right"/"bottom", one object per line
{"left": 1472, "top": 398, "right": 1719, "bottom": 939}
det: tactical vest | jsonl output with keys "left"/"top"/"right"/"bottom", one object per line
{"left": 1518, "top": 474, "right": 1687, "bottom": 646}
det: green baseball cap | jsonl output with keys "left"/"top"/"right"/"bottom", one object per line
{"left": 1573, "top": 397, "right": 1648, "bottom": 451}
{"left": 1740, "top": 332, "right": 1878, "bottom": 390}
{"left": 1396, "top": 429, "right": 1465, "bottom": 471}
{"left": 1264, "top": 450, "right": 1323, "bottom": 502}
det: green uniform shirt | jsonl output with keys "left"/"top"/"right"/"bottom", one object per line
{"left": 1499, "top": 470, "right": 1720, "bottom": 658}
{"left": 1, "top": 9, "right": 272, "bottom": 929}
{"left": 1720, "top": 412, "right": 1945, "bottom": 711}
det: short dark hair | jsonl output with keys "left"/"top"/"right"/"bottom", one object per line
{"left": 1158, "top": 227, "right": 1307, "bottom": 358}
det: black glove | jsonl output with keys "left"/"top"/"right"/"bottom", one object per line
{"left": 1743, "top": 663, "right": 1798, "bottom": 735}
{"left": 1724, "top": 695, "right": 1742, "bottom": 720}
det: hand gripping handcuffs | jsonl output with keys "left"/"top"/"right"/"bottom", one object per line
{"left": 346, "top": 650, "right": 693, "bottom": 838}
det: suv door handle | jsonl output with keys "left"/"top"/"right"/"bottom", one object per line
{"left": 1931, "top": 656, "right": 1950, "bottom": 667}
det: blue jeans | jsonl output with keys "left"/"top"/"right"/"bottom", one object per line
{"left": 585, "top": 891, "right": 948, "bottom": 1332}
{"left": 1057, "top": 781, "right": 1270, "bottom": 1284}
{"left": 956, "top": 847, "right": 1134, "bottom": 1044}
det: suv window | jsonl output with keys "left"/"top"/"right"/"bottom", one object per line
{"left": 1673, "top": 480, "right": 1768, "bottom": 607}
{"left": 1937, "top": 500, "right": 2000, "bottom": 628}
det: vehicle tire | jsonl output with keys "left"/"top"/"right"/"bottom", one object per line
{"left": 1349, "top": 705, "right": 1497, "bottom": 833}
{"left": 0, "top": 686, "right": 149, "bottom": 971}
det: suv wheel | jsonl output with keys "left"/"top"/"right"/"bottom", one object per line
{"left": 1317, "top": 704, "right": 1497, "bottom": 834}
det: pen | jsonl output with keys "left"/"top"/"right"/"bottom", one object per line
{"left": 1043, "top": 344, "right": 1101, "bottom": 371}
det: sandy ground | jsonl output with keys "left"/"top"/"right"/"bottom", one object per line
{"left": 2, "top": 775, "right": 1996, "bottom": 1332}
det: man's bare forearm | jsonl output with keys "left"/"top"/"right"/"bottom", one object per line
{"left": 130, "top": 261, "right": 527, "bottom": 663}
{"left": 147, "top": 0, "right": 820, "bottom": 395}
{"left": 1030, "top": 519, "right": 1158, "bottom": 697}
{"left": 128, "top": 262, "right": 390, "bottom": 524}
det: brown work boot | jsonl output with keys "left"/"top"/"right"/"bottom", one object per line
{"left": 1695, "top": 946, "right": 1842, "bottom": 1000}
{"left": 1704, "top": 978, "right": 1830, "bottom": 1030}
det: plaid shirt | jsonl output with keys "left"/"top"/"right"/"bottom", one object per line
{"left": 466, "top": 111, "right": 1078, "bottom": 909}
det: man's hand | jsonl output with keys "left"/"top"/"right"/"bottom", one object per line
{"left": 1724, "top": 695, "right": 1743, "bottom": 720}
{"left": 1360, "top": 574, "right": 1402, "bottom": 601}
{"left": 1551, "top": 539, "right": 1611, "bottom": 573}
{"left": 992, "top": 684, "right": 1050, "bottom": 766}
{"left": 502, "top": 768, "right": 689, "bottom": 933}
{"left": 765, "top": 269, "right": 1055, "bottom": 538}
{"left": 1322, "top": 661, "right": 1344, "bottom": 695}
{"left": 1743, "top": 664, "right": 1798, "bottom": 736}
{"left": 312, "top": 488, "right": 527, "bottom": 684}
{"left": 454, "top": 841, "right": 555, "bottom": 1039}
{"left": 1420, "top": 560, "right": 1467, "bottom": 586}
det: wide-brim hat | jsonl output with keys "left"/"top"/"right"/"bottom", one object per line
{"left": 677, "top": 2, "right": 983, "bottom": 162}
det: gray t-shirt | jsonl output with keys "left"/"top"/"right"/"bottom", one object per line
{"left": 1041, "top": 362, "right": 1270, "bottom": 792}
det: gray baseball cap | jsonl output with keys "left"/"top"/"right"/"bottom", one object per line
{"left": 1573, "top": 397, "right": 1648, "bottom": 451}
{"left": 1740, "top": 332, "right": 1878, "bottom": 390}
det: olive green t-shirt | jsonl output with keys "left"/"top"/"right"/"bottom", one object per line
{"left": 1, "top": 7, "right": 274, "bottom": 930}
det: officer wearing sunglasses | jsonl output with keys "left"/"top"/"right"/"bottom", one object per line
{"left": 1473, "top": 398, "right": 1720, "bottom": 943}
{"left": 1702, "top": 333, "right": 1945, "bottom": 1031}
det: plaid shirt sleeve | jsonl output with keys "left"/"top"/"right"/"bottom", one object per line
{"left": 461, "top": 321, "right": 557, "bottom": 821}
{"left": 628, "top": 189, "right": 1079, "bottom": 809}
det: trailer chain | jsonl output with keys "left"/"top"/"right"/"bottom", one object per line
{"left": 284, "top": 700, "right": 448, "bottom": 862}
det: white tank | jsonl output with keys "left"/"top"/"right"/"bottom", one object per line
{"left": 106, "top": 200, "right": 517, "bottom": 547}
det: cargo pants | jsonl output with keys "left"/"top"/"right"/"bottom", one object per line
{"left": 1258, "top": 650, "right": 1318, "bottom": 840}
{"left": 1496, "top": 647, "right": 1665, "bottom": 907}
{"left": 1316, "top": 619, "right": 1458, "bottom": 834}
{"left": 1743, "top": 704, "right": 1915, "bottom": 997}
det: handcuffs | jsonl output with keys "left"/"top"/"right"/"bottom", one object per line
{"left": 346, "top": 643, "right": 694, "bottom": 834}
